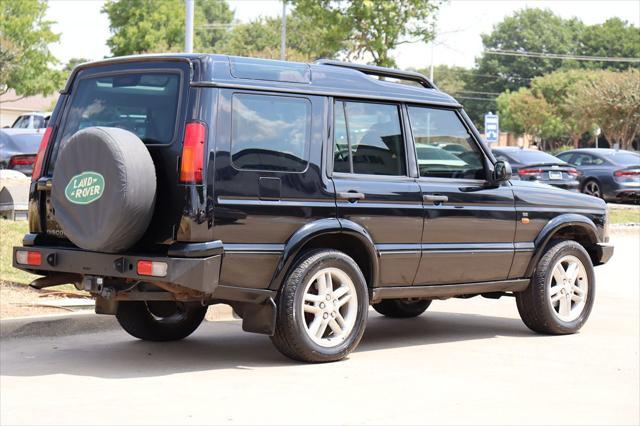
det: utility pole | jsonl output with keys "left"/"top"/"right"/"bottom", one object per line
{"left": 280, "top": 0, "right": 287, "bottom": 60}
{"left": 185, "top": 0, "right": 194, "bottom": 53}
{"left": 429, "top": 19, "right": 436, "bottom": 82}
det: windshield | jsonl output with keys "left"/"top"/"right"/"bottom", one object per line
{"left": 502, "top": 150, "right": 564, "bottom": 165}
{"left": 59, "top": 72, "right": 181, "bottom": 146}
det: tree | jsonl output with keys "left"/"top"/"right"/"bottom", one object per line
{"left": 290, "top": 0, "right": 440, "bottom": 67}
{"left": 64, "top": 57, "right": 91, "bottom": 73}
{"left": 497, "top": 88, "right": 565, "bottom": 143}
{"left": 569, "top": 69, "right": 640, "bottom": 150}
{"left": 216, "top": 12, "right": 340, "bottom": 62}
{"left": 415, "top": 65, "right": 468, "bottom": 95}
{"left": 578, "top": 18, "right": 640, "bottom": 71}
{"left": 0, "top": 0, "right": 65, "bottom": 100}
{"left": 102, "top": 0, "right": 233, "bottom": 56}
{"left": 465, "top": 9, "right": 640, "bottom": 127}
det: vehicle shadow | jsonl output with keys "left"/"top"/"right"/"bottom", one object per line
{"left": 1, "top": 311, "right": 535, "bottom": 379}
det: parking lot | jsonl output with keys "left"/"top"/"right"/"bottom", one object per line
{"left": 1, "top": 231, "right": 637, "bottom": 425}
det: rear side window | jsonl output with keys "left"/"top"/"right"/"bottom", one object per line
{"left": 60, "top": 72, "right": 181, "bottom": 146}
{"left": 231, "top": 93, "right": 310, "bottom": 172}
{"left": 333, "top": 101, "right": 406, "bottom": 176}
{"left": 573, "top": 153, "right": 604, "bottom": 166}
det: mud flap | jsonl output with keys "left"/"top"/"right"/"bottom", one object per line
{"left": 235, "top": 298, "right": 277, "bottom": 336}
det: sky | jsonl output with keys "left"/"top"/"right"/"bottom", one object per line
{"left": 45, "top": 0, "right": 640, "bottom": 71}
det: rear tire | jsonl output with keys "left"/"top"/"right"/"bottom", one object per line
{"left": 271, "top": 249, "right": 368, "bottom": 363}
{"left": 373, "top": 299, "right": 431, "bottom": 318}
{"left": 116, "top": 301, "right": 207, "bottom": 341}
{"left": 516, "top": 240, "right": 595, "bottom": 335}
{"left": 582, "top": 179, "right": 602, "bottom": 199}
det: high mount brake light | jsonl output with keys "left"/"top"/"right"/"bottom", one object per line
{"left": 180, "top": 122, "right": 206, "bottom": 184}
{"left": 32, "top": 127, "right": 54, "bottom": 181}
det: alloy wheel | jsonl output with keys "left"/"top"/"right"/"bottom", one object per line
{"left": 583, "top": 181, "right": 601, "bottom": 198}
{"left": 301, "top": 267, "right": 358, "bottom": 348}
{"left": 547, "top": 255, "right": 589, "bottom": 322}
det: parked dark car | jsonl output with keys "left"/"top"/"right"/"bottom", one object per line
{"left": 492, "top": 147, "right": 581, "bottom": 192}
{"left": 556, "top": 149, "right": 640, "bottom": 202}
{"left": 13, "top": 55, "right": 613, "bottom": 362}
{"left": 0, "top": 129, "right": 44, "bottom": 176}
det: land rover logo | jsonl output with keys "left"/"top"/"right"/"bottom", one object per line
{"left": 64, "top": 171, "right": 105, "bottom": 205}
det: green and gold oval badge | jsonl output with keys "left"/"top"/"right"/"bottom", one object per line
{"left": 64, "top": 171, "right": 105, "bottom": 205}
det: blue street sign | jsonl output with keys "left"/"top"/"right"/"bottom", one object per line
{"left": 484, "top": 113, "right": 499, "bottom": 144}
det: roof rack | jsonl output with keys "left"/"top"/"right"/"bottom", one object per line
{"left": 315, "top": 59, "right": 437, "bottom": 89}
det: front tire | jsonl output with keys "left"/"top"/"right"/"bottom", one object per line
{"left": 373, "top": 299, "right": 431, "bottom": 318}
{"left": 271, "top": 249, "right": 369, "bottom": 363}
{"left": 116, "top": 301, "right": 207, "bottom": 341}
{"left": 516, "top": 240, "right": 595, "bottom": 335}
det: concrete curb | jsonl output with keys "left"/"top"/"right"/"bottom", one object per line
{"left": 1, "top": 305, "right": 238, "bottom": 340}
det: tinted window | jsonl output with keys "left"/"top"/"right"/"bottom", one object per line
{"left": 333, "top": 101, "right": 406, "bottom": 176}
{"left": 555, "top": 152, "right": 573, "bottom": 163}
{"left": 231, "top": 93, "right": 310, "bottom": 172}
{"left": 573, "top": 153, "right": 604, "bottom": 166}
{"left": 60, "top": 72, "right": 181, "bottom": 145}
{"left": 408, "top": 107, "right": 485, "bottom": 179}
{"left": 13, "top": 116, "right": 30, "bottom": 128}
{"left": 506, "top": 150, "right": 563, "bottom": 165}
{"left": 605, "top": 152, "right": 640, "bottom": 166}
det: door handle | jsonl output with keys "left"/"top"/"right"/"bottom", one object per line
{"left": 423, "top": 194, "right": 448, "bottom": 203}
{"left": 337, "top": 191, "right": 365, "bottom": 201}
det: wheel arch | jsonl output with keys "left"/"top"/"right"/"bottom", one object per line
{"left": 268, "top": 218, "right": 379, "bottom": 291}
{"left": 526, "top": 214, "right": 600, "bottom": 276}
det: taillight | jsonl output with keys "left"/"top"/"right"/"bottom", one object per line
{"left": 179, "top": 122, "right": 206, "bottom": 184}
{"left": 8, "top": 154, "right": 36, "bottom": 167}
{"left": 568, "top": 168, "right": 581, "bottom": 177}
{"left": 614, "top": 169, "right": 640, "bottom": 177}
{"left": 518, "top": 168, "right": 543, "bottom": 176}
{"left": 15, "top": 250, "right": 42, "bottom": 266}
{"left": 31, "top": 126, "right": 54, "bottom": 181}
{"left": 137, "top": 260, "right": 168, "bottom": 277}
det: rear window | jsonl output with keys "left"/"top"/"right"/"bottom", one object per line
{"left": 59, "top": 72, "right": 181, "bottom": 146}
{"left": 605, "top": 152, "right": 640, "bottom": 166}
{"left": 500, "top": 150, "right": 563, "bottom": 165}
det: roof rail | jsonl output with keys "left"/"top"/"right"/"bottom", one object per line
{"left": 315, "top": 59, "right": 437, "bottom": 89}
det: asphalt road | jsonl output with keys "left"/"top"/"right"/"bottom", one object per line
{"left": 1, "top": 232, "right": 638, "bottom": 425}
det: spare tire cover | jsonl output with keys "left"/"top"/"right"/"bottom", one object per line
{"left": 51, "top": 127, "right": 156, "bottom": 253}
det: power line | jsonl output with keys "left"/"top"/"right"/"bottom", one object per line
{"left": 485, "top": 49, "right": 640, "bottom": 63}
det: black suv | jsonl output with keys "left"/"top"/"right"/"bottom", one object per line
{"left": 14, "top": 55, "right": 613, "bottom": 362}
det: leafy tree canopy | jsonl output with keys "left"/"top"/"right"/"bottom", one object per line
{"left": 290, "top": 0, "right": 440, "bottom": 67}
{"left": 0, "top": 0, "right": 65, "bottom": 100}
{"left": 216, "top": 12, "right": 341, "bottom": 62}
{"left": 465, "top": 9, "right": 640, "bottom": 127}
{"left": 102, "top": 0, "right": 233, "bottom": 56}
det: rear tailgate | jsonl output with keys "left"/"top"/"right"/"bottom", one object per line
{"left": 33, "top": 59, "right": 193, "bottom": 247}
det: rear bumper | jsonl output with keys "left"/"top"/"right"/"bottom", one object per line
{"left": 13, "top": 242, "right": 222, "bottom": 294}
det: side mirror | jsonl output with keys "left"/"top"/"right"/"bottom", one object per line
{"left": 493, "top": 160, "right": 512, "bottom": 183}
